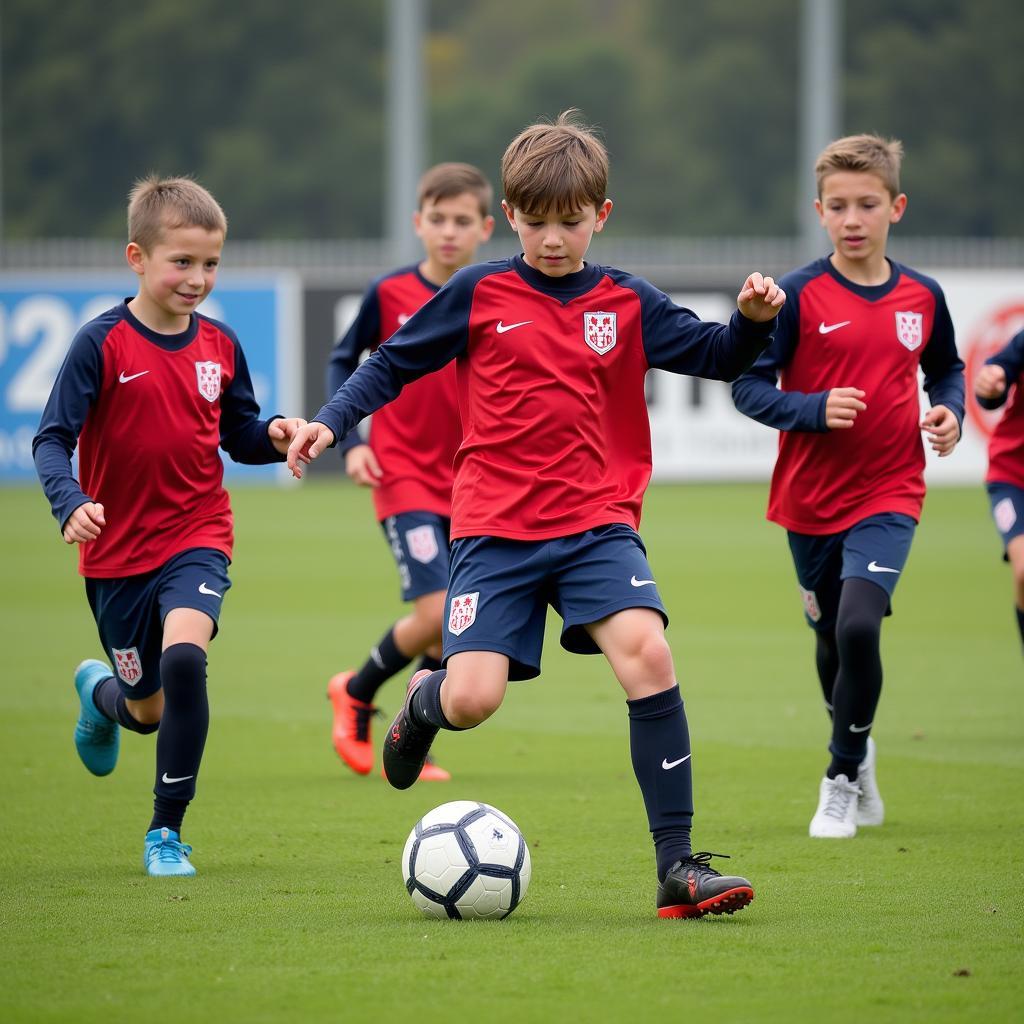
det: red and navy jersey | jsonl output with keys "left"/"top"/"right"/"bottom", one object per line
{"left": 731, "top": 257, "right": 964, "bottom": 534}
{"left": 312, "top": 255, "right": 775, "bottom": 542}
{"left": 33, "top": 301, "right": 283, "bottom": 578}
{"left": 326, "top": 265, "right": 458, "bottom": 521}
{"left": 980, "top": 329, "right": 1024, "bottom": 489}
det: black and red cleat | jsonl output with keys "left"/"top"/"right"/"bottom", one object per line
{"left": 656, "top": 852, "right": 754, "bottom": 919}
{"left": 382, "top": 669, "right": 438, "bottom": 790}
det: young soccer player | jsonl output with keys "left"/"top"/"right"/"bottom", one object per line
{"left": 731, "top": 134, "right": 964, "bottom": 839}
{"left": 325, "top": 163, "right": 494, "bottom": 780}
{"left": 288, "top": 111, "right": 785, "bottom": 919}
{"left": 33, "top": 176, "right": 305, "bottom": 876}
{"left": 974, "top": 328, "right": 1024, "bottom": 652}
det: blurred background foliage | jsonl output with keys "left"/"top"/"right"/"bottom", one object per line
{"left": 4, "top": 0, "right": 1022, "bottom": 240}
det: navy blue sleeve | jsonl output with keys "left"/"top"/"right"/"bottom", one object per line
{"left": 218, "top": 332, "right": 284, "bottom": 464}
{"left": 977, "top": 329, "right": 1024, "bottom": 411}
{"left": 32, "top": 325, "right": 103, "bottom": 532}
{"left": 730, "top": 282, "right": 830, "bottom": 432}
{"left": 919, "top": 286, "right": 965, "bottom": 428}
{"left": 628, "top": 275, "right": 776, "bottom": 381}
{"left": 312, "top": 267, "right": 479, "bottom": 444}
{"left": 326, "top": 284, "right": 380, "bottom": 455}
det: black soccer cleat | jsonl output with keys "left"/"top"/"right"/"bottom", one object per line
{"left": 382, "top": 669, "right": 439, "bottom": 790}
{"left": 656, "top": 852, "right": 754, "bottom": 919}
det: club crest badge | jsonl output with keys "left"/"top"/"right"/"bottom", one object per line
{"left": 798, "top": 586, "right": 822, "bottom": 624}
{"left": 895, "top": 311, "right": 923, "bottom": 352}
{"left": 584, "top": 311, "right": 617, "bottom": 355}
{"left": 448, "top": 592, "right": 479, "bottom": 636}
{"left": 112, "top": 646, "right": 143, "bottom": 685}
{"left": 994, "top": 496, "right": 1018, "bottom": 534}
{"left": 195, "top": 361, "right": 222, "bottom": 402}
{"left": 406, "top": 524, "right": 439, "bottom": 564}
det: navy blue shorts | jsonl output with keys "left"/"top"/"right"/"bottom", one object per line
{"left": 786, "top": 513, "right": 916, "bottom": 633}
{"left": 380, "top": 511, "right": 451, "bottom": 601}
{"left": 84, "top": 548, "right": 231, "bottom": 698}
{"left": 986, "top": 482, "right": 1024, "bottom": 560}
{"left": 443, "top": 524, "right": 668, "bottom": 680}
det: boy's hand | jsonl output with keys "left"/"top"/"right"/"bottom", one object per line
{"left": 286, "top": 421, "right": 336, "bottom": 479}
{"left": 268, "top": 416, "right": 308, "bottom": 455}
{"left": 825, "top": 387, "right": 867, "bottom": 429}
{"left": 921, "top": 404, "right": 960, "bottom": 456}
{"left": 345, "top": 444, "right": 383, "bottom": 488}
{"left": 974, "top": 364, "right": 1007, "bottom": 401}
{"left": 63, "top": 502, "right": 105, "bottom": 544}
{"left": 737, "top": 272, "right": 785, "bottom": 322}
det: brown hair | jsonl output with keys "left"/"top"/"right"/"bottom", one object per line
{"left": 127, "top": 175, "right": 228, "bottom": 252}
{"left": 417, "top": 162, "right": 493, "bottom": 218}
{"left": 501, "top": 109, "right": 608, "bottom": 215}
{"left": 815, "top": 134, "right": 904, "bottom": 199}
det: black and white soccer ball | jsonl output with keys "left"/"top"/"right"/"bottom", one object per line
{"left": 402, "top": 801, "right": 532, "bottom": 920}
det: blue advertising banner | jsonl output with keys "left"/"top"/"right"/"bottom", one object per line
{"left": 0, "top": 273, "right": 301, "bottom": 482}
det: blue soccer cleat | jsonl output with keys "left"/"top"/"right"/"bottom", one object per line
{"left": 73, "top": 659, "right": 120, "bottom": 776}
{"left": 144, "top": 827, "right": 197, "bottom": 877}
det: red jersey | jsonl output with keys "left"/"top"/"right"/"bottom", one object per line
{"left": 326, "top": 265, "right": 460, "bottom": 521}
{"left": 982, "top": 329, "right": 1024, "bottom": 489}
{"left": 731, "top": 258, "right": 964, "bottom": 535}
{"left": 313, "top": 256, "right": 775, "bottom": 542}
{"left": 34, "top": 302, "right": 283, "bottom": 578}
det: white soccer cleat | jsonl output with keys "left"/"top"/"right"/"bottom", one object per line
{"left": 855, "top": 736, "right": 885, "bottom": 826}
{"left": 809, "top": 774, "right": 860, "bottom": 838}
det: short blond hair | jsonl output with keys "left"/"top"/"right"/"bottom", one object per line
{"left": 417, "top": 163, "right": 493, "bottom": 219}
{"left": 816, "top": 134, "right": 904, "bottom": 199}
{"left": 127, "top": 175, "right": 228, "bottom": 252}
{"left": 501, "top": 109, "right": 608, "bottom": 216}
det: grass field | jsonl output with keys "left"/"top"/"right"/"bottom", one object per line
{"left": 2, "top": 481, "right": 1022, "bottom": 1023}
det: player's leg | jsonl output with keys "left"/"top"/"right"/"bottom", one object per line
{"left": 143, "top": 549, "right": 229, "bottom": 877}
{"left": 557, "top": 525, "right": 752, "bottom": 918}
{"left": 987, "top": 484, "right": 1024, "bottom": 651}
{"left": 382, "top": 535, "right": 548, "bottom": 789}
{"left": 331, "top": 513, "right": 449, "bottom": 774}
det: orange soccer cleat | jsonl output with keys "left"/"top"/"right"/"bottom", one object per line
{"left": 327, "top": 671, "right": 376, "bottom": 775}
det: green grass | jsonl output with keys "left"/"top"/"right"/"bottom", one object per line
{"left": 2, "top": 482, "right": 1021, "bottom": 1023}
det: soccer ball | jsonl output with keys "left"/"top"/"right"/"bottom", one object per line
{"left": 402, "top": 801, "right": 531, "bottom": 920}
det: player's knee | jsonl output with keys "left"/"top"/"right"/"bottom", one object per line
{"left": 629, "top": 632, "right": 675, "bottom": 684}
{"left": 835, "top": 610, "right": 881, "bottom": 650}
{"left": 444, "top": 685, "right": 502, "bottom": 726}
{"left": 127, "top": 691, "right": 164, "bottom": 726}
{"left": 1011, "top": 561, "right": 1024, "bottom": 597}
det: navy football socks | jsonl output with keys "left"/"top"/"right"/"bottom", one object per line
{"left": 1016, "top": 606, "right": 1024, "bottom": 651}
{"left": 416, "top": 653, "right": 444, "bottom": 675}
{"left": 407, "top": 669, "right": 465, "bottom": 731}
{"left": 149, "top": 643, "right": 208, "bottom": 834}
{"left": 347, "top": 626, "right": 412, "bottom": 703}
{"left": 627, "top": 685, "right": 694, "bottom": 882}
{"left": 92, "top": 676, "right": 158, "bottom": 734}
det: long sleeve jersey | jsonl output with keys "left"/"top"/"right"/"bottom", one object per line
{"left": 731, "top": 257, "right": 964, "bottom": 534}
{"left": 33, "top": 301, "right": 283, "bottom": 578}
{"left": 312, "top": 255, "right": 775, "bottom": 542}
{"left": 979, "top": 329, "right": 1024, "bottom": 489}
{"left": 326, "top": 265, "right": 459, "bottom": 520}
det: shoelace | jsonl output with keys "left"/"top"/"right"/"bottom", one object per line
{"left": 681, "top": 851, "right": 730, "bottom": 877}
{"left": 823, "top": 779, "right": 859, "bottom": 819}
{"left": 151, "top": 839, "right": 191, "bottom": 864}
{"left": 79, "top": 717, "right": 116, "bottom": 737}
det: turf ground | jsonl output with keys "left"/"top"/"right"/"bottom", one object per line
{"left": 2, "top": 481, "right": 1021, "bottom": 1023}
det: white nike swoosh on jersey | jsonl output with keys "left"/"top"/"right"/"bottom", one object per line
{"left": 198, "top": 582, "right": 222, "bottom": 597}
{"left": 630, "top": 576, "right": 656, "bottom": 587}
{"left": 495, "top": 320, "right": 532, "bottom": 334}
{"left": 867, "top": 561, "right": 900, "bottom": 574}
{"left": 662, "top": 755, "right": 692, "bottom": 770}
{"left": 848, "top": 722, "right": 873, "bottom": 733}
{"left": 161, "top": 773, "right": 194, "bottom": 784}
{"left": 118, "top": 370, "right": 150, "bottom": 383}
{"left": 818, "top": 320, "right": 851, "bottom": 334}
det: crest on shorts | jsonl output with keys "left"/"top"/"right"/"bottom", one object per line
{"left": 448, "top": 592, "right": 479, "bottom": 636}
{"left": 195, "top": 361, "right": 222, "bottom": 402}
{"left": 994, "top": 496, "right": 1018, "bottom": 534}
{"left": 584, "top": 311, "right": 617, "bottom": 355}
{"left": 112, "top": 646, "right": 143, "bottom": 685}
{"left": 406, "top": 524, "right": 439, "bottom": 564}
{"left": 798, "top": 586, "right": 822, "bottom": 623}
{"left": 895, "top": 311, "right": 923, "bottom": 351}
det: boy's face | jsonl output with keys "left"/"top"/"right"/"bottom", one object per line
{"left": 414, "top": 192, "right": 494, "bottom": 276}
{"left": 127, "top": 223, "right": 224, "bottom": 328}
{"left": 815, "top": 171, "right": 906, "bottom": 271}
{"left": 502, "top": 199, "right": 612, "bottom": 277}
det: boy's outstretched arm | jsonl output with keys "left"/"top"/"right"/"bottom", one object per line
{"left": 974, "top": 329, "right": 1024, "bottom": 411}
{"left": 737, "top": 272, "right": 786, "bottom": 322}
{"left": 287, "top": 422, "right": 336, "bottom": 478}
{"left": 267, "top": 417, "right": 308, "bottom": 455}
